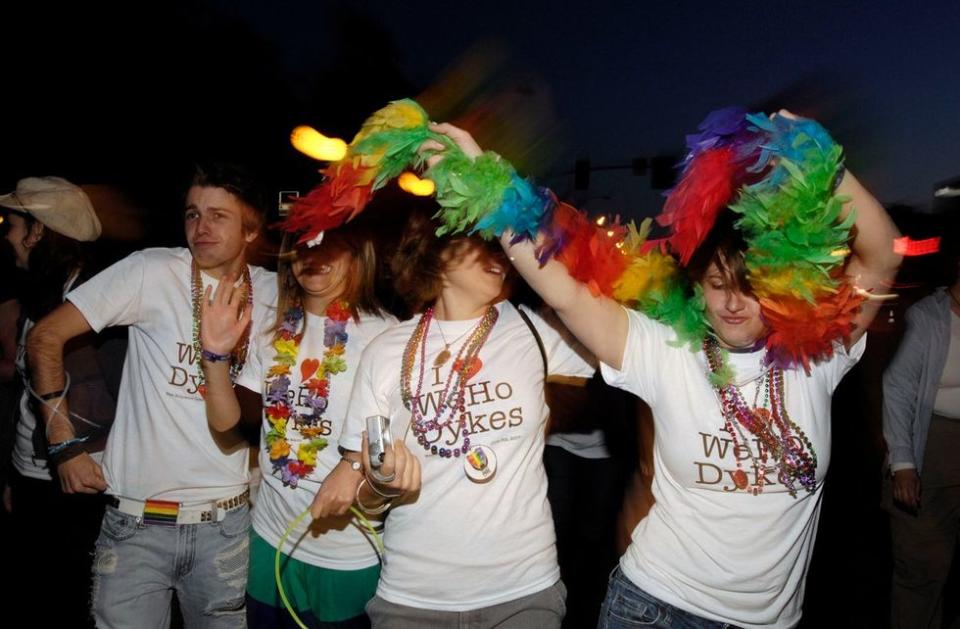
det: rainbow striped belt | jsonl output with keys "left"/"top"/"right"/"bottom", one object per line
{"left": 107, "top": 489, "right": 249, "bottom": 526}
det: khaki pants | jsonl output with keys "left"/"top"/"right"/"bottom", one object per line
{"left": 365, "top": 581, "right": 566, "bottom": 629}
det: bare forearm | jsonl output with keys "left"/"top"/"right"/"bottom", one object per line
{"left": 200, "top": 360, "right": 241, "bottom": 432}
{"left": 838, "top": 171, "right": 901, "bottom": 277}
{"left": 26, "top": 320, "right": 72, "bottom": 442}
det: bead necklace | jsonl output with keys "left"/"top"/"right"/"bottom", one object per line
{"left": 401, "top": 305, "right": 498, "bottom": 459}
{"left": 191, "top": 260, "right": 252, "bottom": 398}
{"left": 704, "top": 336, "right": 818, "bottom": 497}
{"left": 264, "top": 300, "right": 351, "bottom": 487}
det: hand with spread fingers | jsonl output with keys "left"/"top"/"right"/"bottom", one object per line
{"left": 200, "top": 273, "right": 252, "bottom": 356}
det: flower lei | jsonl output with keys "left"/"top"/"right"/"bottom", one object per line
{"left": 264, "top": 301, "right": 351, "bottom": 487}
{"left": 281, "top": 99, "right": 863, "bottom": 375}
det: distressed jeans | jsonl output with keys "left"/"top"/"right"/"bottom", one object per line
{"left": 91, "top": 503, "right": 250, "bottom": 628}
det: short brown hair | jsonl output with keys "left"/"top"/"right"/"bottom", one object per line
{"left": 685, "top": 210, "right": 752, "bottom": 293}
{"left": 190, "top": 162, "right": 268, "bottom": 234}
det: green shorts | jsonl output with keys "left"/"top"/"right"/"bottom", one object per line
{"left": 246, "top": 529, "right": 380, "bottom": 623}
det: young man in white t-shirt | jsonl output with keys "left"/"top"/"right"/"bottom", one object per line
{"left": 27, "top": 163, "right": 278, "bottom": 628}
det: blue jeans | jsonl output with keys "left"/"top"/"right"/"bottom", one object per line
{"left": 91, "top": 504, "right": 250, "bottom": 628}
{"left": 598, "top": 567, "right": 736, "bottom": 629}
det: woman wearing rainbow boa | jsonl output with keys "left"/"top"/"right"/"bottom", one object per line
{"left": 282, "top": 100, "right": 900, "bottom": 628}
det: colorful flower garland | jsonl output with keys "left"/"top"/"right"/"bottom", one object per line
{"left": 281, "top": 99, "right": 863, "bottom": 372}
{"left": 264, "top": 301, "right": 351, "bottom": 487}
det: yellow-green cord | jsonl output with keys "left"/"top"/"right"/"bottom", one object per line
{"left": 275, "top": 507, "right": 385, "bottom": 629}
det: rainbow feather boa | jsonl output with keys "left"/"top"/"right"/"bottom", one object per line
{"left": 282, "top": 100, "right": 862, "bottom": 370}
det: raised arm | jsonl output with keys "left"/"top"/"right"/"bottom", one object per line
{"left": 837, "top": 171, "right": 902, "bottom": 347}
{"left": 501, "top": 235, "right": 629, "bottom": 369}
{"left": 199, "top": 274, "right": 253, "bottom": 433}
{"left": 27, "top": 301, "right": 106, "bottom": 493}
{"left": 425, "top": 123, "right": 630, "bottom": 369}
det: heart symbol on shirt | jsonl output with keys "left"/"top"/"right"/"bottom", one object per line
{"left": 453, "top": 357, "right": 483, "bottom": 381}
{"left": 300, "top": 358, "right": 320, "bottom": 382}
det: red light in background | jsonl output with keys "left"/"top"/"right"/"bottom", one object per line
{"left": 893, "top": 236, "right": 941, "bottom": 257}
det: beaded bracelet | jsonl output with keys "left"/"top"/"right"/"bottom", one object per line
{"left": 48, "top": 438, "right": 89, "bottom": 467}
{"left": 355, "top": 479, "right": 391, "bottom": 515}
{"left": 48, "top": 435, "right": 89, "bottom": 456}
{"left": 201, "top": 348, "right": 231, "bottom": 362}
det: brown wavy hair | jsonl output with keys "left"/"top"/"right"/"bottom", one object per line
{"left": 390, "top": 206, "right": 511, "bottom": 313}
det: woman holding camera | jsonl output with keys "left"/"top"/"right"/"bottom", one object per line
{"left": 318, "top": 206, "right": 593, "bottom": 628}
{"left": 200, "top": 224, "right": 416, "bottom": 628}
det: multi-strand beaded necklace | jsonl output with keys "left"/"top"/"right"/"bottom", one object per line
{"left": 191, "top": 260, "right": 252, "bottom": 398}
{"left": 264, "top": 301, "right": 351, "bottom": 488}
{"left": 401, "top": 306, "right": 498, "bottom": 459}
{"left": 704, "top": 337, "right": 818, "bottom": 497}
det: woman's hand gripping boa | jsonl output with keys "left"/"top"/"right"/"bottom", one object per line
{"left": 281, "top": 100, "right": 863, "bottom": 371}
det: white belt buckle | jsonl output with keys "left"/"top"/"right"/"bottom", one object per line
{"left": 176, "top": 509, "right": 204, "bottom": 526}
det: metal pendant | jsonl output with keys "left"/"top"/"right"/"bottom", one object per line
{"left": 434, "top": 348, "right": 451, "bottom": 367}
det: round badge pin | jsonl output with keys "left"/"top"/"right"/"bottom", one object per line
{"left": 463, "top": 445, "right": 497, "bottom": 483}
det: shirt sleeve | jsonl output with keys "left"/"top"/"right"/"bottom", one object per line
{"left": 339, "top": 338, "right": 392, "bottom": 453}
{"left": 883, "top": 305, "right": 928, "bottom": 468}
{"left": 235, "top": 328, "right": 268, "bottom": 395}
{"left": 66, "top": 251, "right": 146, "bottom": 332}
{"left": 599, "top": 307, "right": 673, "bottom": 406}
{"left": 521, "top": 305, "right": 596, "bottom": 379}
{"left": 810, "top": 333, "right": 867, "bottom": 394}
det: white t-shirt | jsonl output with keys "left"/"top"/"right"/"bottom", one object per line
{"left": 340, "top": 301, "right": 594, "bottom": 611}
{"left": 67, "top": 247, "right": 277, "bottom": 503}
{"left": 601, "top": 308, "right": 864, "bottom": 628}
{"left": 236, "top": 310, "right": 397, "bottom": 569}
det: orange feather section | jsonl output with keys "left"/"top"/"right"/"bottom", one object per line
{"left": 760, "top": 282, "right": 865, "bottom": 372}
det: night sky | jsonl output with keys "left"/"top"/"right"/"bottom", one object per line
{"left": 4, "top": 0, "right": 959, "bottom": 237}
{"left": 4, "top": 3, "right": 958, "bottom": 623}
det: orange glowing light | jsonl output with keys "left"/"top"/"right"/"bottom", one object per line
{"left": 398, "top": 172, "right": 436, "bottom": 197}
{"left": 893, "top": 236, "right": 941, "bottom": 257}
{"left": 290, "top": 126, "right": 347, "bottom": 161}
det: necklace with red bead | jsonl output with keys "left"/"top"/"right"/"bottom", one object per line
{"left": 704, "top": 336, "right": 818, "bottom": 496}
{"left": 400, "top": 305, "right": 498, "bottom": 459}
